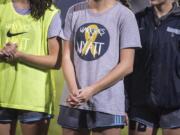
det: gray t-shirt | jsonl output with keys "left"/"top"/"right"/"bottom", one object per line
{"left": 61, "top": 1, "right": 141, "bottom": 115}
{"left": 14, "top": 4, "right": 62, "bottom": 38}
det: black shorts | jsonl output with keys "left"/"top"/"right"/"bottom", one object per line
{"left": 129, "top": 106, "right": 180, "bottom": 129}
{"left": 58, "top": 106, "right": 126, "bottom": 130}
{"left": 0, "top": 107, "right": 52, "bottom": 123}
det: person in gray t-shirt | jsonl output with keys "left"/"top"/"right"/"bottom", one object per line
{"left": 58, "top": 0, "right": 141, "bottom": 134}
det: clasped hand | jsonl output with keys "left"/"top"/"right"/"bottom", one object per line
{"left": 0, "top": 43, "right": 19, "bottom": 61}
{"left": 66, "top": 86, "right": 94, "bottom": 108}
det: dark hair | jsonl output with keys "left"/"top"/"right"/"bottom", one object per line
{"left": 119, "top": 0, "right": 130, "bottom": 8}
{"left": 29, "top": 0, "right": 52, "bottom": 20}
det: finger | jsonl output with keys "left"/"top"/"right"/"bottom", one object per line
{"left": 4, "top": 47, "right": 17, "bottom": 60}
{"left": 5, "top": 45, "right": 16, "bottom": 53}
{"left": 70, "top": 95, "right": 79, "bottom": 103}
{"left": 4, "top": 50, "right": 14, "bottom": 60}
{"left": 69, "top": 101, "right": 79, "bottom": 105}
{"left": 1, "top": 50, "right": 10, "bottom": 57}
{"left": 11, "top": 43, "right": 18, "bottom": 50}
{"left": 4, "top": 53, "right": 13, "bottom": 61}
{"left": 66, "top": 98, "right": 71, "bottom": 102}
{"left": 68, "top": 101, "right": 81, "bottom": 108}
{"left": 67, "top": 98, "right": 84, "bottom": 107}
{"left": 66, "top": 97, "right": 77, "bottom": 103}
{"left": 7, "top": 50, "right": 15, "bottom": 58}
{"left": 68, "top": 97, "right": 85, "bottom": 104}
{"left": 67, "top": 103, "right": 76, "bottom": 108}
{"left": 72, "top": 91, "right": 80, "bottom": 97}
{"left": 77, "top": 94, "right": 85, "bottom": 100}
{"left": 78, "top": 90, "right": 83, "bottom": 94}
{"left": 5, "top": 43, "right": 17, "bottom": 52}
{"left": 5, "top": 42, "right": 11, "bottom": 46}
{"left": 77, "top": 95, "right": 87, "bottom": 103}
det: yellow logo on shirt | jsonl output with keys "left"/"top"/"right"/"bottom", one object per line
{"left": 75, "top": 23, "right": 110, "bottom": 61}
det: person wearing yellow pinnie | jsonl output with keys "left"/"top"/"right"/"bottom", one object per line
{"left": 0, "top": 0, "right": 62, "bottom": 135}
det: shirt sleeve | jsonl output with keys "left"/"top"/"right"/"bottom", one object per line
{"left": 119, "top": 10, "right": 141, "bottom": 49}
{"left": 48, "top": 11, "right": 63, "bottom": 38}
{"left": 61, "top": 7, "right": 74, "bottom": 41}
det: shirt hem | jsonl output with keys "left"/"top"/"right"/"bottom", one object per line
{"left": 0, "top": 103, "right": 53, "bottom": 114}
{"left": 60, "top": 104, "right": 125, "bottom": 116}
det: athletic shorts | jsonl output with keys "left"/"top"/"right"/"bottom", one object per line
{"left": 129, "top": 106, "right": 180, "bottom": 129}
{"left": 0, "top": 107, "right": 53, "bottom": 123}
{"left": 58, "top": 106, "right": 126, "bottom": 130}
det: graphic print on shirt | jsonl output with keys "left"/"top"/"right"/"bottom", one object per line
{"left": 2, "top": 19, "right": 35, "bottom": 51}
{"left": 75, "top": 23, "right": 110, "bottom": 61}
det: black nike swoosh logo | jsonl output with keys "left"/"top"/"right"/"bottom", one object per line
{"left": 7, "top": 30, "right": 27, "bottom": 37}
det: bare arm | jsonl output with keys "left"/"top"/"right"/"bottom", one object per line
{"left": 78, "top": 48, "right": 135, "bottom": 102}
{"left": 91, "top": 48, "right": 134, "bottom": 93}
{"left": 16, "top": 37, "right": 62, "bottom": 70}
{"left": 62, "top": 40, "right": 80, "bottom": 106}
{"left": 62, "top": 40, "right": 78, "bottom": 93}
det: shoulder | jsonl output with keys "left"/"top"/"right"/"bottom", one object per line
{"left": 115, "top": 2, "right": 136, "bottom": 22}
{"left": 67, "top": 1, "right": 87, "bottom": 15}
{"left": 117, "top": 2, "right": 134, "bottom": 16}
{"left": 41, "top": 4, "right": 60, "bottom": 27}
{"left": 46, "top": 4, "right": 59, "bottom": 14}
{"left": 43, "top": 4, "right": 60, "bottom": 22}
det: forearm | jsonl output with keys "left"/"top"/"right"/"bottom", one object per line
{"left": 90, "top": 62, "right": 133, "bottom": 95}
{"left": 89, "top": 49, "right": 135, "bottom": 95}
{"left": 77, "top": 59, "right": 134, "bottom": 103}
{"left": 17, "top": 37, "right": 61, "bottom": 70}
{"left": 18, "top": 52, "right": 59, "bottom": 70}
{"left": 62, "top": 57, "right": 78, "bottom": 93}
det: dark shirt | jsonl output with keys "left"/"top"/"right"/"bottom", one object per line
{"left": 125, "top": 3, "right": 180, "bottom": 109}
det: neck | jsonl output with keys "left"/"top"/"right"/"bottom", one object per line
{"left": 12, "top": 0, "right": 30, "bottom": 9}
{"left": 154, "top": 1, "right": 173, "bottom": 18}
{"left": 88, "top": 0, "right": 117, "bottom": 13}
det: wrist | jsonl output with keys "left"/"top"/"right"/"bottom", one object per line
{"left": 16, "top": 51, "right": 23, "bottom": 61}
{"left": 69, "top": 87, "right": 78, "bottom": 94}
{"left": 89, "top": 85, "right": 98, "bottom": 96}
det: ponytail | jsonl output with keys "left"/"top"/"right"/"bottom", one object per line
{"left": 118, "top": 0, "right": 130, "bottom": 8}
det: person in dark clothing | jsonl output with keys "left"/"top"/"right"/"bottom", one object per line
{"left": 125, "top": 0, "right": 180, "bottom": 135}
{"left": 129, "top": 0, "right": 150, "bottom": 13}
